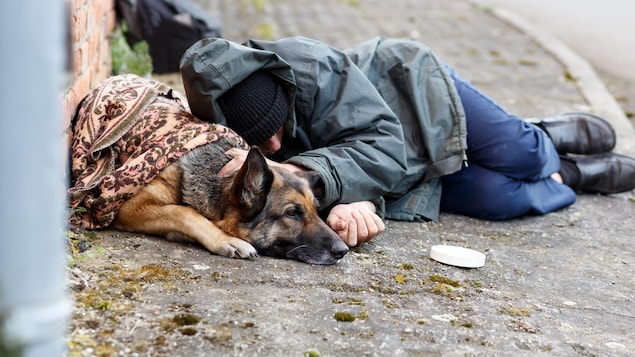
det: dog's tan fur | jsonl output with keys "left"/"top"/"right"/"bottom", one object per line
{"left": 114, "top": 164, "right": 258, "bottom": 258}
{"left": 113, "top": 139, "right": 348, "bottom": 264}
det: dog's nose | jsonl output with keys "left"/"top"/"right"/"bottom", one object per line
{"left": 331, "top": 241, "right": 349, "bottom": 260}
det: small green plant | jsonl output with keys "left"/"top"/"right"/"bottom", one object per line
{"left": 66, "top": 227, "right": 103, "bottom": 268}
{"left": 111, "top": 22, "right": 152, "bottom": 76}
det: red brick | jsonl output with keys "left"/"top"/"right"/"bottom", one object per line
{"left": 87, "top": 31, "right": 99, "bottom": 63}
{"left": 72, "top": 46, "right": 83, "bottom": 78}
{"left": 64, "top": 0, "right": 115, "bottom": 117}
{"left": 61, "top": 90, "right": 78, "bottom": 133}
{"left": 71, "top": 0, "right": 83, "bottom": 13}
{"left": 72, "top": 10, "right": 86, "bottom": 44}
{"left": 74, "top": 72, "right": 92, "bottom": 101}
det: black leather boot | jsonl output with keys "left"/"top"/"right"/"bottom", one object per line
{"left": 563, "top": 153, "right": 635, "bottom": 194}
{"left": 529, "top": 113, "right": 616, "bottom": 154}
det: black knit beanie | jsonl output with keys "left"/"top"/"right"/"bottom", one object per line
{"left": 217, "top": 71, "right": 289, "bottom": 146}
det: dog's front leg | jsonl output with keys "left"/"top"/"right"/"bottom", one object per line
{"left": 114, "top": 202, "right": 258, "bottom": 259}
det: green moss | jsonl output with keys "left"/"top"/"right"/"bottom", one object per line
{"left": 394, "top": 273, "right": 408, "bottom": 284}
{"left": 179, "top": 327, "right": 198, "bottom": 336}
{"left": 78, "top": 287, "right": 113, "bottom": 310}
{"left": 240, "top": 321, "right": 256, "bottom": 329}
{"left": 75, "top": 262, "right": 191, "bottom": 321}
{"left": 94, "top": 343, "right": 118, "bottom": 356}
{"left": 66, "top": 228, "right": 104, "bottom": 267}
{"left": 69, "top": 260, "right": 202, "bottom": 356}
{"left": 160, "top": 319, "right": 176, "bottom": 332}
{"left": 430, "top": 282, "right": 455, "bottom": 297}
{"left": 334, "top": 312, "right": 356, "bottom": 322}
{"left": 332, "top": 297, "right": 364, "bottom": 306}
{"left": 135, "top": 264, "right": 176, "bottom": 282}
{"left": 67, "top": 333, "right": 97, "bottom": 356}
{"left": 563, "top": 71, "right": 576, "bottom": 82}
{"left": 172, "top": 313, "right": 201, "bottom": 326}
{"left": 304, "top": 348, "right": 321, "bottom": 357}
{"left": 121, "top": 282, "right": 140, "bottom": 298}
{"left": 382, "top": 299, "right": 398, "bottom": 309}
{"left": 429, "top": 275, "right": 460, "bottom": 287}
{"left": 500, "top": 307, "right": 531, "bottom": 317}
{"left": 203, "top": 324, "right": 233, "bottom": 344}
{"left": 519, "top": 59, "right": 538, "bottom": 66}
{"left": 451, "top": 319, "right": 474, "bottom": 328}
{"left": 327, "top": 282, "right": 366, "bottom": 293}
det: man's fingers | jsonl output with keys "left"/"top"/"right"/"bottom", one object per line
{"left": 354, "top": 210, "right": 385, "bottom": 244}
{"left": 375, "top": 215, "right": 385, "bottom": 233}
{"left": 218, "top": 149, "right": 249, "bottom": 176}
{"left": 224, "top": 147, "right": 244, "bottom": 157}
{"left": 351, "top": 210, "right": 368, "bottom": 238}
{"left": 344, "top": 219, "right": 358, "bottom": 247}
{"left": 364, "top": 212, "right": 384, "bottom": 239}
{"left": 328, "top": 217, "right": 354, "bottom": 246}
{"left": 325, "top": 202, "right": 384, "bottom": 247}
{"left": 335, "top": 220, "right": 347, "bottom": 232}
{"left": 218, "top": 158, "right": 241, "bottom": 176}
{"left": 326, "top": 215, "right": 346, "bottom": 232}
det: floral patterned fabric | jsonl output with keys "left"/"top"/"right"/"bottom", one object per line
{"left": 68, "top": 74, "right": 247, "bottom": 229}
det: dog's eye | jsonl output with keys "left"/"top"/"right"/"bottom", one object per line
{"left": 285, "top": 207, "right": 304, "bottom": 219}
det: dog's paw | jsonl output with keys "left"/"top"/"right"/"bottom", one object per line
{"left": 223, "top": 238, "right": 258, "bottom": 259}
{"left": 196, "top": 234, "right": 258, "bottom": 259}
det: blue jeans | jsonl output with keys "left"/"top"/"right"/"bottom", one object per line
{"left": 440, "top": 66, "right": 576, "bottom": 220}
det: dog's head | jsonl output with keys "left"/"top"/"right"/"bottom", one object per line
{"left": 223, "top": 146, "right": 349, "bottom": 265}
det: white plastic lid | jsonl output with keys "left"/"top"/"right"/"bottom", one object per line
{"left": 429, "top": 245, "right": 486, "bottom": 268}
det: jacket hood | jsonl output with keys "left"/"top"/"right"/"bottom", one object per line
{"left": 180, "top": 38, "right": 297, "bottom": 135}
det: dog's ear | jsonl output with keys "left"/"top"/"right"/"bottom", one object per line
{"left": 296, "top": 170, "right": 324, "bottom": 200}
{"left": 231, "top": 146, "right": 274, "bottom": 218}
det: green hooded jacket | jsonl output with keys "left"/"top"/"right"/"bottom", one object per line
{"left": 180, "top": 36, "right": 467, "bottom": 221}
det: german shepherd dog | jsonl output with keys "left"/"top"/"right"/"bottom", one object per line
{"left": 113, "top": 138, "right": 349, "bottom": 265}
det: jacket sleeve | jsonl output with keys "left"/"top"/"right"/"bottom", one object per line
{"left": 246, "top": 37, "right": 408, "bottom": 208}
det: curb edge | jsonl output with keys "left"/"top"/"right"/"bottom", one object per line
{"left": 469, "top": 0, "right": 635, "bottom": 155}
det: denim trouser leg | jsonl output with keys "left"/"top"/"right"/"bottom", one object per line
{"left": 440, "top": 163, "right": 576, "bottom": 220}
{"left": 440, "top": 65, "right": 576, "bottom": 219}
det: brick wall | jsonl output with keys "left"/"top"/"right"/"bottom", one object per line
{"left": 62, "top": 0, "right": 116, "bottom": 133}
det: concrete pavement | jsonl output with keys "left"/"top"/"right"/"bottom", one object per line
{"left": 475, "top": 0, "right": 635, "bottom": 83}
{"left": 66, "top": 1, "right": 635, "bottom": 356}
{"left": 470, "top": 0, "right": 635, "bottom": 155}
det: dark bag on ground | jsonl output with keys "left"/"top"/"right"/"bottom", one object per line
{"left": 116, "top": 0, "right": 222, "bottom": 73}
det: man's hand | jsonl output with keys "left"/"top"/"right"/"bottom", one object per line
{"left": 220, "top": 149, "right": 384, "bottom": 247}
{"left": 326, "top": 201, "right": 385, "bottom": 247}
{"left": 219, "top": 148, "right": 250, "bottom": 176}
